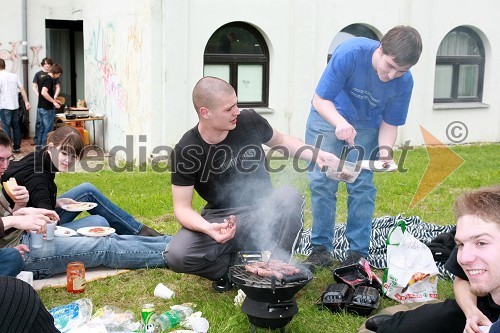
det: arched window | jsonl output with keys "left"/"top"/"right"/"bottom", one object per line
{"left": 327, "top": 24, "right": 379, "bottom": 63}
{"left": 204, "top": 22, "right": 269, "bottom": 108}
{"left": 434, "top": 27, "right": 485, "bottom": 103}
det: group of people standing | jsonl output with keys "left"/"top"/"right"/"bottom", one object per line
{"left": 0, "top": 57, "right": 63, "bottom": 154}
{"left": 0, "top": 24, "right": 497, "bottom": 333}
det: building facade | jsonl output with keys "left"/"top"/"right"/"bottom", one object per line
{"left": 2, "top": 0, "right": 499, "bottom": 160}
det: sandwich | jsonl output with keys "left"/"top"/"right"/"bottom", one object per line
{"left": 3, "top": 177, "right": 18, "bottom": 201}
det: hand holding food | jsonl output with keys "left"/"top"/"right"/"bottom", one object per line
{"left": 209, "top": 215, "right": 236, "bottom": 244}
{"left": 3, "top": 178, "right": 29, "bottom": 204}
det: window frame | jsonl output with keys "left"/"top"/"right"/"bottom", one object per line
{"left": 434, "top": 27, "right": 485, "bottom": 104}
{"left": 204, "top": 22, "right": 270, "bottom": 108}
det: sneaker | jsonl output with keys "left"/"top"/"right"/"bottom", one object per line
{"left": 339, "top": 250, "right": 363, "bottom": 267}
{"left": 212, "top": 275, "right": 234, "bottom": 293}
{"left": 302, "top": 245, "right": 334, "bottom": 272}
{"left": 12, "top": 149, "right": 20, "bottom": 154}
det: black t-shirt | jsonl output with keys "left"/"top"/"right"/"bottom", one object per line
{"left": 37, "top": 75, "right": 56, "bottom": 109}
{"left": 171, "top": 109, "right": 274, "bottom": 210}
{"left": 445, "top": 247, "right": 500, "bottom": 321}
{"left": 33, "top": 70, "right": 59, "bottom": 85}
{"left": 1, "top": 150, "right": 58, "bottom": 210}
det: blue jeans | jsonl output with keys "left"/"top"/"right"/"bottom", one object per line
{"left": 0, "top": 109, "right": 22, "bottom": 150}
{"left": 33, "top": 107, "right": 42, "bottom": 142}
{"left": 55, "top": 182, "right": 144, "bottom": 235}
{"left": 35, "top": 107, "right": 55, "bottom": 147}
{"left": 21, "top": 233, "right": 171, "bottom": 279}
{"left": 305, "top": 110, "right": 378, "bottom": 257}
{"left": 0, "top": 248, "right": 24, "bottom": 276}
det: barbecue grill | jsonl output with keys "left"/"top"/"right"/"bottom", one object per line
{"left": 229, "top": 264, "right": 313, "bottom": 332}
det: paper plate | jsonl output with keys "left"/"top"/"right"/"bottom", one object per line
{"left": 54, "top": 226, "right": 78, "bottom": 237}
{"left": 77, "top": 227, "right": 115, "bottom": 237}
{"left": 358, "top": 160, "right": 398, "bottom": 172}
{"left": 61, "top": 202, "right": 98, "bottom": 212}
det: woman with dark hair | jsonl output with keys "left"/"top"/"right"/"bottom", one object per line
{"left": 1, "top": 126, "right": 161, "bottom": 235}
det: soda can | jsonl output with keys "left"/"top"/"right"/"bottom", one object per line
{"left": 141, "top": 303, "right": 156, "bottom": 333}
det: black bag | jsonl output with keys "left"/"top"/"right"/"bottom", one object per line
{"left": 17, "top": 92, "right": 29, "bottom": 139}
{"left": 425, "top": 227, "right": 456, "bottom": 263}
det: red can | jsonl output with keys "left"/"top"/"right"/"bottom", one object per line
{"left": 66, "top": 262, "right": 86, "bottom": 293}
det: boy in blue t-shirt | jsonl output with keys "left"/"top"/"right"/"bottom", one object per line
{"left": 304, "top": 26, "right": 423, "bottom": 270}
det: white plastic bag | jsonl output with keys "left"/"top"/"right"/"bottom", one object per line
{"left": 382, "top": 221, "right": 439, "bottom": 304}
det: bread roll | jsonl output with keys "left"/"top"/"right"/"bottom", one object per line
{"left": 2, "top": 178, "right": 18, "bottom": 201}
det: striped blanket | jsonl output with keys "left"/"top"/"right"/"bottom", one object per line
{"left": 294, "top": 214, "right": 455, "bottom": 279}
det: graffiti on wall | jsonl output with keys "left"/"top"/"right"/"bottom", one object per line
{"left": 84, "top": 18, "right": 147, "bottom": 142}
{"left": 0, "top": 41, "right": 21, "bottom": 73}
{"left": 0, "top": 41, "right": 42, "bottom": 73}
{"left": 30, "top": 45, "right": 43, "bottom": 68}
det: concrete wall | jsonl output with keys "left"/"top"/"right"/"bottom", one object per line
{"left": 2, "top": 0, "right": 499, "bottom": 161}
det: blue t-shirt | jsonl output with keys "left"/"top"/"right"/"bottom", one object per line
{"left": 314, "top": 37, "right": 414, "bottom": 129}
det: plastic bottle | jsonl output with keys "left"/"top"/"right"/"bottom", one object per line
{"left": 49, "top": 298, "right": 93, "bottom": 333}
{"left": 153, "top": 304, "right": 193, "bottom": 332}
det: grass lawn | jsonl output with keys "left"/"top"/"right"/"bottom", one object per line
{"left": 38, "top": 143, "right": 500, "bottom": 332}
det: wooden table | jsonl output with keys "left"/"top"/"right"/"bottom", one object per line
{"left": 55, "top": 115, "right": 106, "bottom": 151}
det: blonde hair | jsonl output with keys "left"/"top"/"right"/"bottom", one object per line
{"left": 454, "top": 185, "right": 500, "bottom": 224}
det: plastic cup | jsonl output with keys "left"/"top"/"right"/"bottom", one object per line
{"left": 190, "top": 317, "right": 210, "bottom": 333}
{"left": 30, "top": 231, "right": 43, "bottom": 249}
{"left": 46, "top": 221, "right": 56, "bottom": 240}
{"left": 154, "top": 283, "right": 175, "bottom": 299}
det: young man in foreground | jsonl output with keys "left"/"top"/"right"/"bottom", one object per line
{"left": 366, "top": 185, "right": 500, "bottom": 333}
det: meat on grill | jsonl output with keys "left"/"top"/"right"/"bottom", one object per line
{"left": 245, "top": 260, "right": 301, "bottom": 279}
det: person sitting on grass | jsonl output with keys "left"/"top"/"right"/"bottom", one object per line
{"left": 1, "top": 127, "right": 162, "bottom": 236}
{"left": 164, "top": 76, "right": 339, "bottom": 292}
{"left": 0, "top": 128, "right": 172, "bottom": 279}
{"left": 365, "top": 185, "right": 500, "bottom": 333}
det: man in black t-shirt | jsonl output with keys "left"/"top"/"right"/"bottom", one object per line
{"left": 164, "top": 77, "right": 339, "bottom": 291}
{"left": 32, "top": 58, "right": 60, "bottom": 145}
{"left": 366, "top": 186, "right": 500, "bottom": 333}
{"left": 35, "top": 64, "right": 62, "bottom": 148}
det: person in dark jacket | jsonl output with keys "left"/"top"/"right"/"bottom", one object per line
{"left": 0, "top": 276, "right": 60, "bottom": 332}
{"left": 1, "top": 126, "right": 161, "bottom": 236}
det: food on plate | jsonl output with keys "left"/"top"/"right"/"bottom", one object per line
{"left": 2, "top": 177, "right": 18, "bottom": 201}
{"left": 89, "top": 227, "right": 108, "bottom": 234}
{"left": 382, "top": 161, "right": 391, "bottom": 168}
{"left": 65, "top": 202, "right": 95, "bottom": 210}
{"left": 244, "top": 259, "right": 301, "bottom": 279}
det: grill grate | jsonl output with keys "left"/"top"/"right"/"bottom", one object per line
{"left": 229, "top": 265, "right": 311, "bottom": 288}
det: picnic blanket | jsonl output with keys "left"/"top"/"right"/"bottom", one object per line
{"left": 294, "top": 214, "right": 455, "bottom": 279}
{"left": 33, "top": 268, "right": 129, "bottom": 291}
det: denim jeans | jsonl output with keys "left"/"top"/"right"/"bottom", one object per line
{"left": 0, "top": 248, "right": 24, "bottom": 276}
{"left": 305, "top": 110, "right": 378, "bottom": 257}
{"left": 0, "top": 109, "right": 22, "bottom": 150}
{"left": 35, "top": 107, "right": 55, "bottom": 147}
{"left": 21, "top": 233, "right": 171, "bottom": 279}
{"left": 55, "top": 182, "right": 144, "bottom": 235}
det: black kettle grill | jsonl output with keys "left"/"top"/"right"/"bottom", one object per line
{"left": 229, "top": 264, "right": 312, "bottom": 332}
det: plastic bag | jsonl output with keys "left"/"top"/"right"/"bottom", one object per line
{"left": 92, "top": 305, "right": 138, "bottom": 332}
{"left": 382, "top": 221, "right": 439, "bottom": 304}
